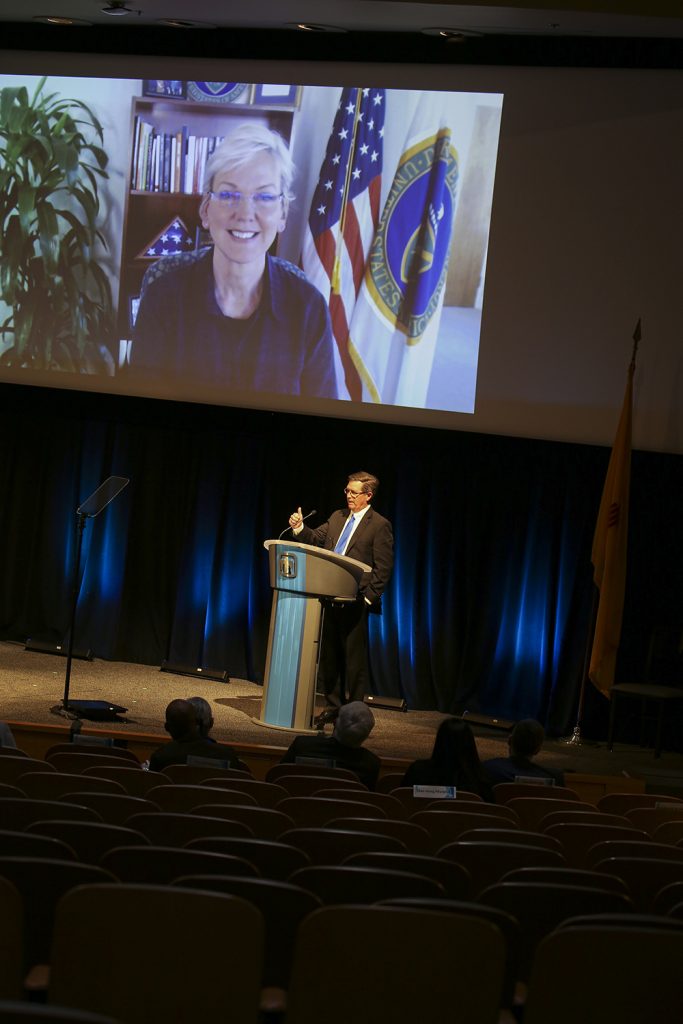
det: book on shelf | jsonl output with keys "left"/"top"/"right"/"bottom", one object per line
{"left": 131, "top": 115, "right": 225, "bottom": 195}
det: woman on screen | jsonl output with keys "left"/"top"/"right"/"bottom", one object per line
{"left": 129, "top": 123, "right": 337, "bottom": 399}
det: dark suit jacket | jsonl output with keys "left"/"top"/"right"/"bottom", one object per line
{"left": 299, "top": 506, "right": 393, "bottom": 606}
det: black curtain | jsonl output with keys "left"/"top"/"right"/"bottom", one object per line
{"left": 1, "top": 382, "right": 681, "bottom": 737}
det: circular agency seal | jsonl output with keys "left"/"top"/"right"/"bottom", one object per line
{"left": 367, "top": 130, "right": 458, "bottom": 344}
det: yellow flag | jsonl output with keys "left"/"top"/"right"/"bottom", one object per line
{"left": 589, "top": 360, "right": 635, "bottom": 696}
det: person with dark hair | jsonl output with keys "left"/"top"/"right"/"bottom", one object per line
{"left": 0, "top": 720, "right": 17, "bottom": 747}
{"left": 483, "top": 718, "right": 564, "bottom": 785}
{"left": 402, "top": 718, "right": 495, "bottom": 801}
{"left": 187, "top": 695, "right": 215, "bottom": 740}
{"left": 279, "top": 701, "right": 381, "bottom": 789}
{"left": 149, "top": 698, "right": 244, "bottom": 773}
{"left": 288, "top": 471, "right": 393, "bottom": 720}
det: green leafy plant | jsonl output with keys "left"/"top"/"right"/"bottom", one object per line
{"left": 0, "top": 77, "right": 114, "bottom": 371}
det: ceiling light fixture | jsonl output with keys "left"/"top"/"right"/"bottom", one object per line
{"left": 287, "top": 23, "right": 347, "bottom": 33}
{"left": 34, "top": 14, "right": 94, "bottom": 24}
{"left": 101, "top": 1, "right": 139, "bottom": 16}
{"left": 156, "top": 18, "right": 214, "bottom": 28}
{"left": 421, "top": 27, "right": 483, "bottom": 41}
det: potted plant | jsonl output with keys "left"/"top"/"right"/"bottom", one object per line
{"left": 0, "top": 76, "right": 115, "bottom": 372}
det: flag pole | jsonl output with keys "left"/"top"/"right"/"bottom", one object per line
{"left": 563, "top": 317, "right": 641, "bottom": 746}
{"left": 331, "top": 88, "right": 363, "bottom": 295}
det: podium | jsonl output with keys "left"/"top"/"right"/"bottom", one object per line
{"left": 258, "top": 540, "right": 371, "bottom": 732}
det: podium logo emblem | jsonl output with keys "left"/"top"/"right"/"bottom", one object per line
{"left": 279, "top": 552, "right": 297, "bottom": 579}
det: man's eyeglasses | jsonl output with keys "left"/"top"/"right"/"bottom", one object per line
{"left": 208, "top": 190, "right": 284, "bottom": 209}
{"left": 343, "top": 488, "right": 366, "bottom": 497}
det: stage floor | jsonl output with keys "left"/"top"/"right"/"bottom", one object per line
{"left": 3, "top": 641, "right": 683, "bottom": 790}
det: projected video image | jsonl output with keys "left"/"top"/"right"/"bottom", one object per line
{"left": 0, "top": 76, "right": 502, "bottom": 415}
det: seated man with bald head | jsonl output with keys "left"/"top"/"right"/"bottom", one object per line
{"left": 149, "top": 698, "right": 244, "bottom": 773}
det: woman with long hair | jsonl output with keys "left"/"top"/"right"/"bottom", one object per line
{"left": 402, "top": 718, "right": 494, "bottom": 800}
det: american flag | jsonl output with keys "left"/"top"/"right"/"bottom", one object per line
{"left": 302, "top": 87, "right": 385, "bottom": 400}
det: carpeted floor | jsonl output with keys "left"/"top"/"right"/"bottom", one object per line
{"left": 3, "top": 640, "right": 683, "bottom": 790}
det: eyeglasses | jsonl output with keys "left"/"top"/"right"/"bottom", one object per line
{"left": 343, "top": 488, "right": 366, "bottom": 497}
{"left": 208, "top": 190, "right": 284, "bottom": 209}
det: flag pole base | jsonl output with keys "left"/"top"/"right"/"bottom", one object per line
{"left": 562, "top": 725, "right": 584, "bottom": 746}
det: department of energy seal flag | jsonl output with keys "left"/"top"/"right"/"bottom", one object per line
{"left": 349, "top": 94, "right": 459, "bottom": 406}
{"left": 302, "top": 87, "right": 385, "bottom": 400}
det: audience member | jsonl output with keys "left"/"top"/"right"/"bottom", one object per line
{"left": 483, "top": 718, "right": 564, "bottom": 785}
{"left": 187, "top": 695, "right": 215, "bottom": 741}
{"left": 402, "top": 718, "right": 495, "bottom": 800}
{"left": 0, "top": 720, "right": 17, "bottom": 747}
{"left": 279, "top": 701, "right": 381, "bottom": 789}
{"left": 149, "top": 698, "right": 244, "bottom": 773}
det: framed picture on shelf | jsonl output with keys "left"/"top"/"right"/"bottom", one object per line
{"left": 186, "top": 82, "right": 250, "bottom": 104}
{"left": 143, "top": 80, "right": 187, "bottom": 99}
{"left": 252, "top": 83, "right": 302, "bottom": 108}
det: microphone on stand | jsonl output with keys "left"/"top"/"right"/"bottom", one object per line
{"left": 278, "top": 509, "right": 317, "bottom": 540}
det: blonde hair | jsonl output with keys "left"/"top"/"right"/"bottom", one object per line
{"left": 203, "top": 122, "right": 295, "bottom": 201}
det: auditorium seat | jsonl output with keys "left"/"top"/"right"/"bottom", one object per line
{"left": 45, "top": 743, "right": 139, "bottom": 764}
{"left": 48, "top": 884, "right": 264, "bottom": 1024}
{"left": 144, "top": 783, "right": 257, "bottom": 812}
{"left": 597, "top": 791, "right": 683, "bottom": 816}
{"left": 56, "top": 791, "right": 160, "bottom": 826}
{"left": 523, "top": 923, "right": 683, "bottom": 1024}
{"left": 544, "top": 822, "right": 650, "bottom": 868}
{"left": 0, "top": 857, "right": 117, "bottom": 970}
{"left": 18, "top": 773, "right": 126, "bottom": 800}
{"left": 189, "top": 805, "right": 295, "bottom": 841}
{"left": 374, "top": 772, "right": 405, "bottom": 793}
{"left": 0, "top": 1000, "right": 121, "bottom": 1023}
{"left": 0, "top": 876, "right": 23, "bottom": 1000}
{"left": 161, "top": 763, "right": 253, "bottom": 784}
{"left": 343, "top": 850, "right": 473, "bottom": 899}
{"left": 456, "top": 827, "right": 563, "bottom": 854}
{"left": 198, "top": 777, "right": 288, "bottom": 808}
{"left": 123, "top": 811, "right": 254, "bottom": 847}
{"left": 185, "top": 836, "right": 311, "bottom": 881}
{"left": 626, "top": 805, "right": 683, "bottom": 836}
{"left": 266, "top": 763, "right": 361, "bottom": 785}
{"left": 389, "top": 787, "right": 483, "bottom": 817}
{"left": 325, "top": 815, "right": 432, "bottom": 854}
{"left": 652, "top": 820, "right": 683, "bottom": 845}
{"left": 437, "top": 841, "right": 565, "bottom": 895}
{"left": 493, "top": 783, "right": 580, "bottom": 804}
{"left": 539, "top": 809, "right": 633, "bottom": 831}
{"left": 99, "top": 844, "right": 259, "bottom": 885}
{"left": 289, "top": 864, "right": 446, "bottom": 904}
{"left": 272, "top": 775, "right": 366, "bottom": 798}
{"left": 280, "top": 827, "right": 406, "bottom": 865}
{"left": 653, "top": 880, "right": 683, "bottom": 915}
{"left": 424, "top": 800, "right": 520, "bottom": 823}
{"left": 0, "top": 757, "right": 55, "bottom": 786}
{"left": 47, "top": 752, "right": 139, "bottom": 774}
{"left": 479, "top": 881, "right": 632, "bottom": 980}
{"left": 314, "top": 787, "right": 405, "bottom": 818}
{"left": 81, "top": 766, "right": 165, "bottom": 797}
{"left": 500, "top": 865, "right": 629, "bottom": 896}
{"left": 505, "top": 797, "right": 601, "bottom": 831}
{"left": 379, "top": 897, "right": 521, "bottom": 1010}
{"left": 593, "top": 856, "right": 683, "bottom": 911}
{"left": 26, "top": 820, "right": 150, "bottom": 863}
{"left": 276, "top": 796, "right": 387, "bottom": 828}
{"left": 0, "top": 799, "right": 101, "bottom": 830}
{"left": 585, "top": 839, "right": 679, "bottom": 870}
{"left": 170, "top": 875, "right": 321, "bottom": 989}
{"left": 286, "top": 905, "right": 506, "bottom": 1024}
{"left": 411, "top": 810, "right": 521, "bottom": 853}
{"left": 0, "top": 829, "right": 77, "bottom": 862}
{"left": 0, "top": 783, "right": 24, "bottom": 799}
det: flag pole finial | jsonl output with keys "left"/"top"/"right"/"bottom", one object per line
{"left": 630, "top": 317, "right": 642, "bottom": 368}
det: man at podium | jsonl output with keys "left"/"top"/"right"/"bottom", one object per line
{"left": 289, "top": 471, "right": 393, "bottom": 718}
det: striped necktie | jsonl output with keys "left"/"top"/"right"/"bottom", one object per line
{"left": 334, "top": 514, "right": 355, "bottom": 554}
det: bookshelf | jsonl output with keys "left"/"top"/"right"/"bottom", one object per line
{"left": 117, "top": 94, "right": 297, "bottom": 341}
